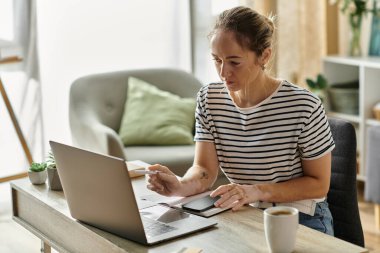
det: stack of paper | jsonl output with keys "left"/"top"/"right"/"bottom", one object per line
{"left": 126, "top": 160, "right": 151, "bottom": 178}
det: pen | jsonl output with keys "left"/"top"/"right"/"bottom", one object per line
{"left": 134, "top": 169, "right": 159, "bottom": 175}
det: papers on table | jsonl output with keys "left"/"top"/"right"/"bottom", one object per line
{"left": 140, "top": 190, "right": 230, "bottom": 217}
{"left": 126, "top": 160, "right": 151, "bottom": 178}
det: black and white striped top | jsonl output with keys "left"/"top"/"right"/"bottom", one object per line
{"left": 194, "top": 80, "right": 335, "bottom": 185}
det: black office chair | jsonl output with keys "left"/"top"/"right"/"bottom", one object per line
{"left": 327, "top": 118, "right": 364, "bottom": 247}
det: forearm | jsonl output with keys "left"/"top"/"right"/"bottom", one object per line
{"left": 255, "top": 175, "right": 329, "bottom": 203}
{"left": 179, "top": 165, "right": 218, "bottom": 196}
{"left": 211, "top": 152, "right": 331, "bottom": 210}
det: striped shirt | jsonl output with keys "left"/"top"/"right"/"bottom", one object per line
{"left": 194, "top": 80, "right": 335, "bottom": 185}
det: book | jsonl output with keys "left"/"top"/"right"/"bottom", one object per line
{"left": 140, "top": 190, "right": 230, "bottom": 217}
{"left": 126, "top": 160, "right": 151, "bottom": 178}
{"left": 0, "top": 39, "right": 23, "bottom": 61}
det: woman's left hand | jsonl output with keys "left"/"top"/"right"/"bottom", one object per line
{"left": 210, "top": 183, "right": 260, "bottom": 211}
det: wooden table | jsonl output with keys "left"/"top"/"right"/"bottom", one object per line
{"left": 11, "top": 178, "right": 368, "bottom": 253}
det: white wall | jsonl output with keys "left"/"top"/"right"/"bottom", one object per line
{"left": 37, "top": 0, "right": 191, "bottom": 150}
{"left": 0, "top": 0, "right": 13, "bottom": 40}
{"left": 191, "top": 0, "right": 252, "bottom": 84}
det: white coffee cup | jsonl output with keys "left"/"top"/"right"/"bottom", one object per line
{"left": 264, "top": 206, "right": 299, "bottom": 253}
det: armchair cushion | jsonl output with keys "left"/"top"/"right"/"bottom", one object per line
{"left": 119, "top": 77, "right": 196, "bottom": 146}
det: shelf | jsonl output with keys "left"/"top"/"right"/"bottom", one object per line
{"left": 324, "top": 56, "right": 380, "bottom": 69}
{"left": 327, "top": 112, "right": 360, "bottom": 123}
{"left": 357, "top": 174, "right": 366, "bottom": 182}
{"left": 323, "top": 56, "right": 380, "bottom": 183}
{"left": 366, "top": 119, "right": 380, "bottom": 127}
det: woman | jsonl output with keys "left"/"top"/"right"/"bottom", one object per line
{"left": 147, "top": 6, "right": 335, "bottom": 235}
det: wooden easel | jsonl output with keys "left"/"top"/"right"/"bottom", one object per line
{"left": 0, "top": 58, "right": 33, "bottom": 183}
{"left": 376, "top": 204, "right": 380, "bottom": 231}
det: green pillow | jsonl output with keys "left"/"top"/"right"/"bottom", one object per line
{"left": 119, "top": 77, "right": 196, "bottom": 146}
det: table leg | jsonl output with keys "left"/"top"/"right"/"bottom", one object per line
{"left": 40, "top": 240, "right": 51, "bottom": 253}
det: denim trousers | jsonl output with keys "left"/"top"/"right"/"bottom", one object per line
{"left": 299, "top": 200, "right": 334, "bottom": 236}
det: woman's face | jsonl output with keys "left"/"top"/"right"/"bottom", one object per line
{"left": 210, "top": 30, "right": 263, "bottom": 92}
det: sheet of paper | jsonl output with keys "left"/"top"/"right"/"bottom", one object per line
{"left": 140, "top": 191, "right": 211, "bottom": 206}
{"left": 140, "top": 191, "right": 230, "bottom": 217}
{"left": 126, "top": 160, "right": 151, "bottom": 178}
{"left": 174, "top": 247, "right": 203, "bottom": 253}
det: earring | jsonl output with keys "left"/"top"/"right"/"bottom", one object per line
{"left": 261, "top": 64, "right": 266, "bottom": 71}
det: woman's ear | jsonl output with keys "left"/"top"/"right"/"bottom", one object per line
{"left": 260, "top": 47, "right": 272, "bottom": 66}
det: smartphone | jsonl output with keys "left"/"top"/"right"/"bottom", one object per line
{"left": 182, "top": 195, "right": 221, "bottom": 212}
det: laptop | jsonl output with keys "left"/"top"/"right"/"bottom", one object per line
{"left": 49, "top": 141, "right": 217, "bottom": 245}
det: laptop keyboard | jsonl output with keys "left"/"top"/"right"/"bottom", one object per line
{"left": 142, "top": 217, "right": 177, "bottom": 238}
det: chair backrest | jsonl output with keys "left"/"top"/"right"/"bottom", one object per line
{"left": 69, "top": 68, "right": 203, "bottom": 158}
{"left": 327, "top": 118, "right": 364, "bottom": 247}
{"left": 69, "top": 68, "right": 203, "bottom": 132}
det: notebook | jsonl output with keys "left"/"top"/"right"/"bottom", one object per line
{"left": 49, "top": 141, "right": 217, "bottom": 245}
{"left": 140, "top": 190, "right": 230, "bottom": 217}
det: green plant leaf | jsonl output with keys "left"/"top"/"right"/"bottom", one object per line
{"left": 317, "top": 74, "right": 328, "bottom": 89}
{"left": 29, "top": 162, "right": 47, "bottom": 172}
{"left": 46, "top": 150, "right": 57, "bottom": 169}
{"left": 341, "top": 0, "right": 350, "bottom": 13}
{"left": 306, "top": 79, "right": 316, "bottom": 89}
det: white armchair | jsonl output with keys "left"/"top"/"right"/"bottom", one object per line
{"left": 69, "top": 68, "right": 202, "bottom": 176}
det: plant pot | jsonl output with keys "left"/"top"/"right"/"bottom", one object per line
{"left": 47, "top": 168, "right": 63, "bottom": 191}
{"left": 28, "top": 170, "right": 47, "bottom": 185}
{"left": 327, "top": 81, "right": 359, "bottom": 115}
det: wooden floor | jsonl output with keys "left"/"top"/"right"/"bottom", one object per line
{"left": 0, "top": 180, "right": 380, "bottom": 252}
{"left": 0, "top": 181, "right": 40, "bottom": 253}
{"left": 357, "top": 182, "right": 380, "bottom": 253}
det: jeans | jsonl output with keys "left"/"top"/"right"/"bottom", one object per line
{"left": 299, "top": 200, "right": 334, "bottom": 236}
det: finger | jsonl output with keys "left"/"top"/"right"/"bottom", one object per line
{"left": 214, "top": 188, "right": 235, "bottom": 206}
{"left": 147, "top": 177, "right": 165, "bottom": 189}
{"left": 147, "top": 173, "right": 158, "bottom": 180}
{"left": 231, "top": 188, "right": 247, "bottom": 211}
{"left": 210, "top": 184, "right": 231, "bottom": 197}
{"left": 147, "top": 181, "right": 164, "bottom": 190}
{"left": 213, "top": 184, "right": 239, "bottom": 206}
{"left": 147, "top": 184, "right": 164, "bottom": 192}
{"left": 157, "top": 172, "right": 178, "bottom": 183}
{"left": 217, "top": 186, "right": 245, "bottom": 207}
{"left": 219, "top": 193, "right": 241, "bottom": 208}
{"left": 147, "top": 174, "right": 159, "bottom": 182}
{"left": 147, "top": 164, "right": 172, "bottom": 174}
{"left": 147, "top": 176, "right": 159, "bottom": 186}
{"left": 214, "top": 190, "right": 230, "bottom": 206}
{"left": 215, "top": 190, "right": 238, "bottom": 207}
{"left": 229, "top": 189, "right": 242, "bottom": 199}
{"left": 147, "top": 177, "right": 155, "bottom": 184}
{"left": 148, "top": 180, "right": 164, "bottom": 191}
{"left": 148, "top": 172, "right": 174, "bottom": 186}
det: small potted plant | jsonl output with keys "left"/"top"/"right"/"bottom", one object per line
{"left": 46, "top": 150, "right": 63, "bottom": 191}
{"left": 28, "top": 162, "right": 47, "bottom": 185}
{"left": 306, "top": 74, "right": 329, "bottom": 110}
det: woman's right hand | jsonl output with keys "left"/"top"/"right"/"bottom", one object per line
{"left": 146, "top": 164, "right": 183, "bottom": 196}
